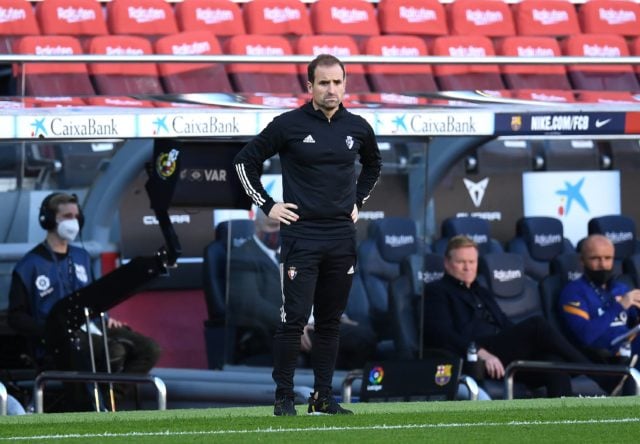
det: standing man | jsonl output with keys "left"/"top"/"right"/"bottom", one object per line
{"left": 424, "top": 235, "right": 597, "bottom": 397}
{"left": 559, "top": 234, "right": 640, "bottom": 363}
{"left": 234, "top": 54, "right": 382, "bottom": 416}
{"left": 8, "top": 192, "right": 161, "bottom": 411}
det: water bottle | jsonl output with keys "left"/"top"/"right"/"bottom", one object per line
{"left": 467, "top": 342, "right": 478, "bottom": 363}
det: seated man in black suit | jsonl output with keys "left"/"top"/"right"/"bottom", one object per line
{"left": 227, "top": 210, "right": 376, "bottom": 369}
{"left": 423, "top": 235, "right": 595, "bottom": 397}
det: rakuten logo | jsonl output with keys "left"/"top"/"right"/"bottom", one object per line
{"left": 0, "top": 7, "right": 26, "bottom": 23}
{"left": 534, "top": 234, "right": 562, "bottom": 247}
{"left": 381, "top": 45, "right": 420, "bottom": 57}
{"left": 57, "top": 7, "right": 96, "bottom": 23}
{"left": 263, "top": 7, "right": 301, "bottom": 23}
{"left": 311, "top": 45, "right": 351, "bottom": 56}
{"left": 465, "top": 9, "right": 503, "bottom": 26}
{"left": 245, "top": 45, "right": 285, "bottom": 56}
{"left": 606, "top": 231, "right": 634, "bottom": 244}
{"left": 493, "top": 269, "right": 522, "bottom": 282}
{"left": 105, "top": 46, "right": 144, "bottom": 55}
{"left": 195, "top": 7, "right": 234, "bottom": 25}
{"left": 582, "top": 44, "right": 621, "bottom": 57}
{"left": 35, "top": 45, "right": 74, "bottom": 55}
{"left": 171, "top": 41, "right": 211, "bottom": 55}
{"left": 330, "top": 7, "right": 369, "bottom": 24}
{"left": 385, "top": 234, "right": 415, "bottom": 248}
{"left": 448, "top": 46, "right": 486, "bottom": 57}
{"left": 599, "top": 7, "right": 636, "bottom": 25}
{"left": 532, "top": 8, "right": 569, "bottom": 25}
{"left": 399, "top": 6, "right": 437, "bottom": 23}
{"left": 517, "top": 46, "right": 555, "bottom": 57}
{"left": 128, "top": 6, "right": 166, "bottom": 23}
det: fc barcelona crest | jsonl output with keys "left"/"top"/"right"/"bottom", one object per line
{"left": 510, "top": 115, "right": 522, "bottom": 131}
{"left": 345, "top": 135, "right": 354, "bottom": 150}
{"left": 434, "top": 364, "right": 452, "bottom": 386}
{"left": 287, "top": 267, "right": 297, "bottom": 280}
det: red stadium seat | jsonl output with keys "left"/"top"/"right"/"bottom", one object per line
{"left": 154, "top": 31, "right": 233, "bottom": 94}
{"left": 245, "top": 93, "right": 306, "bottom": 108}
{"left": 0, "top": 0, "right": 40, "bottom": 54}
{"left": 576, "top": 90, "right": 640, "bottom": 103}
{"left": 631, "top": 36, "right": 640, "bottom": 79}
{"left": 562, "top": 33, "right": 640, "bottom": 91}
{"left": 513, "top": 0, "right": 581, "bottom": 37}
{"left": 579, "top": 0, "right": 640, "bottom": 37}
{"left": 514, "top": 89, "right": 575, "bottom": 102}
{"left": 225, "top": 34, "right": 303, "bottom": 93}
{"left": 448, "top": 0, "right": 516, "bottom": 37}
{"left": 175, "top": 0, "right": 245, "bottom": 44}
{"left": 497, "top": 36, "right": 571, "bottom": 91}
{"left": 23, "top": 96, "right": 88, "bottom": 107}
{"left": 107, "top": 0, "right": 178, "bottom": 38}
{"left": 295, "top": 34, "right": 371, "bottom": 93}
{"left": 360, "top": 92, "right": 429, "bottom": 106}
{"left": 86, "top": 96, "right": 156, "bottom": 107}
{"left": 243, "top": 0, "right": 312, "bottom": 37}
{"left": 364, "top": 35, "right": 438, "bottom": 94}
{"left": 88, "top": 35, "right": 164, "bottom": 96}
{"left": 310, "top": 0, "right": 380, "bottom": 38}
{"left": 36, "top": 0, "right": 107, "bottom": 51}
{"left": 14, "top": 35, "right": 95, "bottom": 97}
{"left": 377, "top": 0, "right": 448, "bottom": 37}
{"left": 432, "top": 35, "right": 506, "bottom": 91}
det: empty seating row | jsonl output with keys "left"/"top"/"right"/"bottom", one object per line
{"left": 12, "top": 30, "right": 640, "bottom": 99}
{"left": 3, "top": 0, "right": 640, "bottom": 45}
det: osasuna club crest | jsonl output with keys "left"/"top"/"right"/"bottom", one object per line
{"left": 287, "top": 266, "right": 297, "bottom": 280}
{"left": 345, "top": 136, "right": 354, "bottom": 150}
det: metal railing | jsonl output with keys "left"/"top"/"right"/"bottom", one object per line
{"left": 34, "top": 371, "right": 167, "bottom": 413}
{"left": 504, "top": 360, "right": 640, "bottom": 400}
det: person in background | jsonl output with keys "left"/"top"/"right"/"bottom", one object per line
{"left": 8, "top": 192, "right": 161, "bottom": 411}
{"left": 234, "top": 54, "right": 382, "bottom": 416}
{"left": 424, "top": 235, "right": 598, "bottom": 398}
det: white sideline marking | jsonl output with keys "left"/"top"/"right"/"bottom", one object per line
{"left": 1, "top": 418, "right": 639, "bottom": 441}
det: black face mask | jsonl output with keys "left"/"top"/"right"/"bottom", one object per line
{"left": 584, "top": 268, "right": 614, "bottom": 287}
{"left": 258, "top": 231, "right": 280, "bottom": 251}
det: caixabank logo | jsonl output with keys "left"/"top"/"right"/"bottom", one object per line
{"left": 496, "top": 112, "right": 625, "bottom": 135}
{"left": 146, "top": 112, "right": 252, "bottom": 137}
{"left": 23, "top": 115, "right": 135, "bottom": 139}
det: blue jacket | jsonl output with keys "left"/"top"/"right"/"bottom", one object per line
{"left": 9, "top": 242, "right": 92, "bottom": 338}
{"left": 559, "top": 276, "right": 639, "bottom": 353}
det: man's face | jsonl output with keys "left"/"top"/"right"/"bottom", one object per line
{"left": 582, "top": 238, "right": 615, "bottom": 271}
{"left": 307, "top": 63, "right": 345, "bottom": 114}
{"left": 445, "top": 246, "right": 478, "bottom": 287}
{"left": 56, "top": 202, "right": 80, "bottom": 225}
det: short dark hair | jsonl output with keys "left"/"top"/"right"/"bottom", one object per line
{"left": 307, "top": 54, "right": 346, "bottom": 84}
{"left": 445, "top": 235, "right": 478, "bottom": 259}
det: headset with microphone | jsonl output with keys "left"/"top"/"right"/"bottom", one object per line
{"left": 38, "top": 192, "right": 85, "bottom": 231}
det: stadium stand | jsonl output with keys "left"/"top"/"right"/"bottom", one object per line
{"left": 14, "top": 35, "right": 95, "bottom": 97}
{"left": 576, "top": 91, "right": 640, "bottom": 103}
{"left": 295, "top": 34, "right": 371, "bottom": 93}
{"left": 562, "top": 33, "right": 640, "bottom": 92}
{"left": 431, "top": 35, "right": 506, "bottom": 91}
{"left": 242, "top": 0, "right": 313, "bottom": 38}
{"left": 376, "top": 0, "right": 448, "bottom": 45}
{"left": 35, "top": 0, "right": 108, "bottom": 51}
{"left": 0, "top": 0, "right": 40, "bottom": 54}
{"left": 513, "top": 89, "right": 575, "bottom": 102}
{"left": 506, "top": 216, "right": 575, "bottom": 281}
{"left": 512, "top": 0, "right": 581, "bottom": 37}
{"left": 432, "top": 216, "right": 504, "bottom": 257}
{"left": 578, "top": 0, "right": 640, "bottom": 38}
{"left": 174, "top": 0, "right": 245, "bottom": 46}
{"left": 363, "top": 35, "right": 438, "bottom": 94}
{"left": 225, "top": 34, "right": 304, "bottom": 94}
{"left": 496, "top": 36, "right": 572, "bottom": 91}
{"left": 154, "top": 31, "right": 234, "bottom": 94}
{"left": 88, "top": 35, "right": 164, "bottom": 96}
{"left": 106, "top": 0, "right": 179, "bottom": 39}
{"left": 447, "top": 0, "right": 516, "bottom": 37}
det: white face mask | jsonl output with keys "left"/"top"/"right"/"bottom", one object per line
{"left": 57, "top": 219, "right": 80, "bottom": 242}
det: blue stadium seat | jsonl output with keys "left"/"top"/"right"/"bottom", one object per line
{"left": 587, "top": 214, "right": 640, "bottom": 275}
{"left": 433, "top": 216, "right": 504, "bottom": 257}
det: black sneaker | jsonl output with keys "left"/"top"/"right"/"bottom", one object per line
{"left": 273, "top": 397, "right": 297, "bottom": 416}
{"left": 307, "top": 391, "right": 353, "bottom": 415}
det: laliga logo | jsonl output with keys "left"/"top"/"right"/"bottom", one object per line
{"left": 369, "top": 366, "right": 384, "bottom": 385}
{"left": 155, "top": 148, "right": 179, "bottom": 180}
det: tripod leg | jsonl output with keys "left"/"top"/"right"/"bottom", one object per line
{"left": 83, "top": 307, "right": 101, "bottom": 412}
{"left": 100, "top": 313, "right": 116, "bottom": 412}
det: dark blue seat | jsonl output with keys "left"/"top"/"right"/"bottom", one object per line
{"left": 433, "top": 216, "right": 504, "bottom": 257}
{"left": 587, "top": 215, "right": 640, "bottom": 275}
{"left": 202, "top": 219, "right": 254, "bottom": 369}
{"left": 507, "top": 216, "right": 575, "bottom": 281}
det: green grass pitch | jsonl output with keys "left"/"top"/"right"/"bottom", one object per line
{"left": 1, "top": 397, "right": 639, "bottom": 443}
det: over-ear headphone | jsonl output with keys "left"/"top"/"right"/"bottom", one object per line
{"left": 39, "top": 192, "right": 84, "bottom": 231}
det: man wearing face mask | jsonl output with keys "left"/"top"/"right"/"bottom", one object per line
{"left": 559, "top": 234, "right": 640, "bottom": 368}
{"left": 8, "top": 192, "right": 161, "bottom": 411}
{"left": 227, "top": 210, "right": 377, "bottom": 368}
